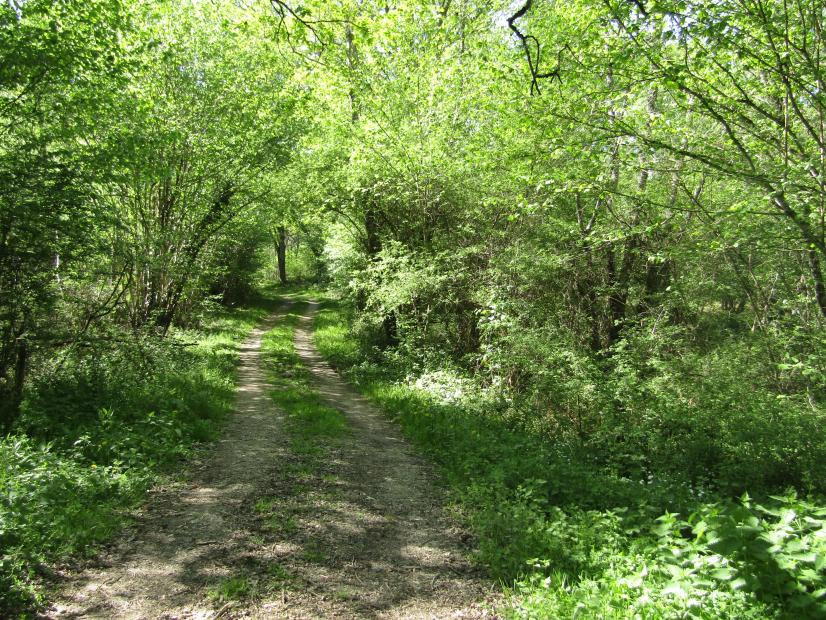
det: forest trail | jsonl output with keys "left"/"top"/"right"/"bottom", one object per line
{"left": 44, "top": 302, "right": 496, "bottom": 619}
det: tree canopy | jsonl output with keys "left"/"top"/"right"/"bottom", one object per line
{"left": 2, "top": 0, "right": 826, "bottom": 616}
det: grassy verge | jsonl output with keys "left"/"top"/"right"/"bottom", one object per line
{"left": 259, "top": 299, "right": 348, "bottom": 450}
{"left": 312, "top": 300, "right": 826, "bottom": 620}
{"left": 0, "top": 295, "right": 279, "bottom": 617}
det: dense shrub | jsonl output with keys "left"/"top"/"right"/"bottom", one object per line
{"left": 314, "top": 300, "right": 826, "bottom": 619}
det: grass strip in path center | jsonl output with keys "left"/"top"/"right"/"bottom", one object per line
{"left": 260, "top": 300, "right": 349, "bottom": 452}
{"left": 235, "top": 297, "right": 495, "bottom": 619}
{"left": 207, "top": 300, "right": 355, "bottom": 613}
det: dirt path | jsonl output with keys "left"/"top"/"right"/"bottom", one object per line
{"left": 44, "top": 303, "right": 497, "bottom": 619}
{"left": 258, "top": 303, "right": 495, "bottom": 619}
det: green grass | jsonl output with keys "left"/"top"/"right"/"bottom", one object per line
{"left": 244, "top": 294, "right": 351, "bottom": 586}
{"left": 265, "top": 562, "right": 294, "bottom": 584}
{"left": 300, "top": 543, "right": 328, "bottom": 565}
{"left": 207, "top": 575, "right": 252, "bottom": 602}
{"left": 0, "top": 293, "right": 281, "bottom": 617}
{"left": 264, "top": 513, "right": 298, "bottom": 536}
{"left": 259, "top": 300, "right": 348, "bottom": 447}
{"left": 311, "top": 299, "right": 826, "bottom": 620}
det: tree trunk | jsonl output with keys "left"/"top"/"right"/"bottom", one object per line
{"left": 1, "top": 337, "right": 27, "bottom": 432}
{"left": 807, "top": 248, "right": 826, "bottom": 319}
{"left": 382, "top": 311, "right": 399, "bottom": 346}
{"left": 277, "top": 226, "right": 288, "bottom": 285}
{"left": 606, "top": 250, "right": 627, "bottom": 349}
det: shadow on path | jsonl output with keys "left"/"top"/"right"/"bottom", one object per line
{"left": 43, "top": 301, "right": 497, "bottom": 620}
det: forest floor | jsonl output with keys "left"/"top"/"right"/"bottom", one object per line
{"left": 43, "top": 301, "right": 496, "bottom": 619}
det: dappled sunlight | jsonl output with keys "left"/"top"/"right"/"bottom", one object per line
{"left": 242, "top": 301, "right": 494, "bottom": 618}
{"left": 45, "top": 316, "right": 290, "bottom": 618}
{"left": 4, "top": 0, "right": 826, "bottom": 615}
{"left": 43, "top": 304, "right": 494, "bottom": 619}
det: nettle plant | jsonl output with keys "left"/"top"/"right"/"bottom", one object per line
{"left": 652, "top": 493, "right": 826, "bottom": 615}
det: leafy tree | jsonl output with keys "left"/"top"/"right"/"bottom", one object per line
{"left": 101, "top": 0, "right": 300, "bottom": 332}
{"left": 0, "top": 0, "right": 129, "bottom": 429}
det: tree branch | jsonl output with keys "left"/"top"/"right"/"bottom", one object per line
{"left": 506, "top": 0, "right": 562, "bottom": 95}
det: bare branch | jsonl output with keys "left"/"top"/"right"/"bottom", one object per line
{"left": 506, "top": 0, "right": 563, "bottom": 95}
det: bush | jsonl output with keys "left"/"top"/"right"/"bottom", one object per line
{"left": 0, "top": 436, "right": 144, "bottom": 612}
{"left": 312, "top": 299, "right": 826, "bottom": 619}
{"left": 599, "top": 327, "right": 826, "bottom": 494}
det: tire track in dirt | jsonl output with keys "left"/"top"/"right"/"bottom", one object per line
{"left": 248, "top": 302, "right": 497, "bottom": 619}
{"left": 44, "top": 311, "right": 289, "bottom": 620}
{"left": 44, "top": 302, "right": 498, "bottom": 619}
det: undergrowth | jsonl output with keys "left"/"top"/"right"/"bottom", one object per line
{"left": 0, "top": 296, "right": 278, "bottom": 617}
{"left": 312, "top": 299, "right": 826, "bottom": 619}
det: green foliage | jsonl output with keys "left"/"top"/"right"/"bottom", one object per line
{"left": 0, "top": 299, "right": 269, "bottom": 615}
{"left": 598, "top": 327, "right": 826, "bottom": 493}
{"left": 260, "top": 302, "right": 349, "bottom": 444}
{"left": 265, "top": 562, "right": 295, "bottom": 585}
{"left": 208, "top": 576, "right": 251, "bottom": 603}
{"left": 0, "top": 436, "right": 141, "bottom": 613}
{"left": 4, "top": 0, "right": 826, "bottom": 616}
{"left": 1, "top": 0, "right": 305, "bottom": 432}
{"left": 0, "top": 0, "right": 131, "bottom": 430}
{"left": 313, "top": 300, "right": 826, "bottom": 619}
{"left": 313, "top": 306, "right": 361, "bottom": 370}
{"left": 510, "top": 494, "right": 826, "bottom": 619}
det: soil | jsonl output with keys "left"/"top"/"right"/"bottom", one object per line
{"left": 43, "top": 302, "right": 498, "bottom": 619}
